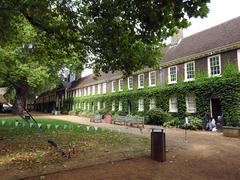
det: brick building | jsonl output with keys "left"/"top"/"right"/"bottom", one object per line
{"left": 35, "top": 16, "right": 240, "bottom": 125}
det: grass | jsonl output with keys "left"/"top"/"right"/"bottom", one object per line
{"left": 0, "top": 117, "right": 150, "bottom": 177}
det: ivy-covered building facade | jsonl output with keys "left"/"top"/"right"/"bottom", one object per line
{"left": 35, "top": 17, "right": 240, "bottom": 126}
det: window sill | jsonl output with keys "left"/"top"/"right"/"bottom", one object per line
{"left": 169, "top": 110, "right": 178, "bottom": 113}
{"left": 138, "top": 86, "right": 144, "bottom": 89}
{"left": 184, "top": 78, "right": 195, "bottom": 82}
{"left": 168, "top": 81, "right": 177, "bottom": 84}
{"left": 149, "top": 84, "right": 156, "bottom": 87}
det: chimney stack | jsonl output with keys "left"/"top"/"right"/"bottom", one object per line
{"left": 170, "top": 29, "right": 183, "bottom": 46}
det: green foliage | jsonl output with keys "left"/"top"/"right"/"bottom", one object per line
{"left": 71, "top": 70, "right": 240, "bottom": 127}
{"left": 183, "top": 116, "right": 202, "bottom": 130}
{"left": 164, "top": 117, "right": 183, "bottom": 128}
{"left": 147, "top": 108, "right": 169, "bottom": 125}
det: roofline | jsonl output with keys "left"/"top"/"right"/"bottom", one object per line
{"left": 160, "top": 41, "right": 240, "bottom": 67}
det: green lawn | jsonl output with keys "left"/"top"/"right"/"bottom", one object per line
{"left": 0, "top": 117, "right": 150, "bottom": 178}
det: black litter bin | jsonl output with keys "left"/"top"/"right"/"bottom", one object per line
{"left": 151, "top": 128, "right": 166, "bottom": 162}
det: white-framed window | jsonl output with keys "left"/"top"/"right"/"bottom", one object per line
{"left": 168, "top": 66, "right": 177, "bottom": 84}
{"left": 102, "top": 83, "right": 107, "bottom": 94}
{"left": 92, "top": 85, "right": 95, "bottom": 95}
{"left": 118, "top": 101, "right": 122, "bottom": 111}
{"left": 97, "top": 101, "right": 101, "bottom": 110}
{"left": 79, "top": 89, "right": 82, "bottom": 97}
{"left": 112, "top": 81, "right": 116, "bottom": 92}
{"left": 112, "top": 101, "right": 115, "bottom": 111}
{"left": 149, "top": 71, "right": 156, "bottom": 87}
{"left": 138, "top": 74, "right": 144, "bottom": 88}
{"left": 208, "top": 55, "right": 221, "bottom": 77}
{"left": 119, "top": 79, "right": 123, "bottom": 91}
{"left": 97, "top": 84, "right": 101, "bottom": 94}
{"left": 186, "top": 93, "right": 196, "bottom": 113}
{"left": 184, "top": 61, "right": 195, "bottom": 81}
{"left": 128, "top": 76, "right": 133, "bottom": 90}
{"left": 138, "top": 98, "right": 144, "bottom": 111}
{"left": 84, "top": 88, "right": 87, "bottom": 96}
{"left": 149, "top": 98, "right": 156, "bottom": 110}
{"left": 87, "top": 86, "right": 91, "bottom": 96}
{"left": 169, "top": 95, "right": 178, "bottom": 112}
{"left": 103, "top": 101, "right": 106, "bottom": 109}
{"left": 87, "top": 102, "right": 90, "bottom": 110}
{"left": 237, "top": 49, "right": 240, "bottom": 71}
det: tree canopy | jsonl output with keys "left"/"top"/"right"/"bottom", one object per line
{"left": 0, "top": 0, "right": 210, "bottom": 113}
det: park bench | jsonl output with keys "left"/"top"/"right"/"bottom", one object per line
{"left": 90, "top": 113, "right": 102, "bottom": 123}
{"left": 112, "top": 115, "right": 144, "bottom": 128}
{"left": 112, "top": 115, "right": 127, "bottom": 125}
{"left": 126, "top": 115, "right": 144, "bottom": 128}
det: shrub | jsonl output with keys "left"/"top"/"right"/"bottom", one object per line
{"left": 97, "top": 109, "right": 110, "bottom": 115}
{"left": 164, "top": 117, "right": 183, "bottom": 127}
{"left": 183, "top": 116, "right": 202, "bottom": 130}
{"left": 148, "top": 108, "right": 169, "bottom": 125}
{"left": 117, "top": 111, "right": 128, "bottom": 116}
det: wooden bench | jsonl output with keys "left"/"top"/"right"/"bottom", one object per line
{"left": 112, "top": 115, "right": 126, "bottom": 125}
{"left": 112, "top": 115, "right": 144, "bottom": 128}
{"left": 90, "top": 114, "right": 102, "bottom": 123}
{"left": 125, "top": 115, "right": 144, "bottom": 128}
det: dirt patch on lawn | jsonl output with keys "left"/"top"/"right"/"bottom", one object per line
{"left": 26, "top": 129, "right": 240, "bottom": 180}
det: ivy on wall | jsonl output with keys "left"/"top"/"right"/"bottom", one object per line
{"left": 65, "top": 70, "right": 240, "bottom": 126}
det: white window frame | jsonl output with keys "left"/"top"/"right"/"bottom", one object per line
{"left": 184, "top": 61, "right": 195, "bottom": 81}
{"left": 97, "top": 84, "right": 101, "bottom": 94}
{"left": 112, "top": 101, "right": 115, "bottom": 111}
{"left": 79, "top": 89, "right": 82, "bottom": 97}
{"left": 207, "top": 54, "right": 221, "bottom": 77}
{"left": 237, "top": 49, "right": 240, "bottom": 72}
{"left": 92, "top": 85, "right": 95, "bottom": 95}
{"left": 84, "top": 88, "right": 86, "bottom": 96}
{"left": 168, "top": 66, "right": 177, "bottom": 84}
{"left": 138, "top": 98, "right": 144, "bottom": 112}
{"left": 97, "top": 101, "right": 101, "bottom": 110}
{"left": 87, "top": 86, "right": 91, "bottom": 96}
{"left": 102, "top": 83, "right": 106, "bottom": 94}
{"left": 103, "top": 101, "right": 106, "bottom": 109}
{"left": 119, "top": 79, "right": 123, "bottom": 91}
{"left": 149, "top": 98, "right": 156, "bottom": 110}
{"left": 128, "top": 76, "right": 133, "bottom": 90}
{"left": 118, "top": 101, "right": 122, "bottom": 111}
{"left": 186, "top": 93, "right": 196, "bottom": 113}
{"left": 138, "top": 74, "right": 144, "bottom": 89}
{"left": 149, "top": 71, "right": 156, "bottom": 87}
{"left": 112, "top": 81, "right": 116, "bottom": 92}
{"left": 169, "top": 95, "right": 178, "bottom": 112}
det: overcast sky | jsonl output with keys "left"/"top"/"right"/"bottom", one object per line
{"left": 82, "top": 0, "right": 240, "bottom": 77}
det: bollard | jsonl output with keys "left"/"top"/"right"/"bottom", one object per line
{"left": 151, "top": 128, "right": 166, "bottom": 162}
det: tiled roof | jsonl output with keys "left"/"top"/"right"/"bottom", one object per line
{"left": 161, "top": 16, "right": 240, "bottom": 64}
{"left": 69, "top": 16, "right": 240, "bottom": 90}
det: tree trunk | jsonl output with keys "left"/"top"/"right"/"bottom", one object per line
{"left": 12, "top": 83, "right": 29, "bottom": 115}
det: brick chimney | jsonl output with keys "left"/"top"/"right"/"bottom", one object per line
{"left": 170, "top": 29, "right": 183, "bottom": 46}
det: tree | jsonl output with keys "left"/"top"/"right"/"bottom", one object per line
{"left": 0, "top": 0, "right": 210, "bottom": 114}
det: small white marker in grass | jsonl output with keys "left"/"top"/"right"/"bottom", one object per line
{"left": 55, "top": 125, "right": 59, "bottom": 129}
{"left": 86, "top": 126, "right": 90, "bottom": 131}
{"left": 47, "top": 124, "right": 51, "bottom": 129}
{"left": 15, "top": 122, "right": 19, "bottom": 127}
{"left": 30, "top": 123, "right": 33, "bottom": 128}
{"left": 38, "top": 123, "right": 42, "bottom": 128}
{"left": 94, "top": 126, "right": 98, "bottom": 131}
{"left": 2, "top": 121, "right": 5, "bottom": 126}
{"left": 64, "top": 125, "right": 68, "bottom": 129}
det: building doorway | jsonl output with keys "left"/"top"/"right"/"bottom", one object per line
{"left": 128, "top": 101, "right": 132, "bottom": 114}
{"left": 210, "top": 98, "right": 222, "bottom": 120}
